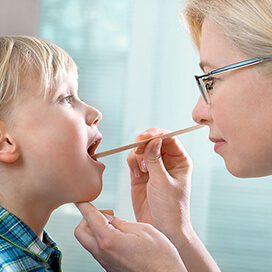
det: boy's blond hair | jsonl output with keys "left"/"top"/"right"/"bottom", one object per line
{"left": 0, "top": 36, "right": 78, "bottom": 119}
{"left": 181, "top": 0, "right": 272, "bottom": 60}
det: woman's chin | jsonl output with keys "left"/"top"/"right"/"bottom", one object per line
{"left": 225, "top": 162, "right": 271, "bottom": 178}
{"left": 225, "top": 161, "right": 250, "bottom": 178}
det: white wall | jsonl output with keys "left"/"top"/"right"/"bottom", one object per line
{"left": 0, "top": 0, "right": 40, "bottom": 35}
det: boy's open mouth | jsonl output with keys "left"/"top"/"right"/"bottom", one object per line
{"left": 87, "top": 136, "right": 102, "bottom": 161}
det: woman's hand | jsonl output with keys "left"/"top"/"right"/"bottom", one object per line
{"left": 75, "top": 202, "right": 187, "bottom": 272}
{"left": 127, "top": 128, "right": 193, "bottom": 239}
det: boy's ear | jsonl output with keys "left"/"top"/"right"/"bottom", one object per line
{"left": 0, "top": 121, "right": 20, "bottom": 163}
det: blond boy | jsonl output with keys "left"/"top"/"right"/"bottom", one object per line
{"left": 0, "top": 36, "right": 105, "bottom": 271}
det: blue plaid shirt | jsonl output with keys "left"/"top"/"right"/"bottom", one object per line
{"left": 0, "top": 206, "right": 62, "bottom": 271}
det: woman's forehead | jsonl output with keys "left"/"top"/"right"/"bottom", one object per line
{"left": 199, "top": 19, "right": 248, "bottom": 71}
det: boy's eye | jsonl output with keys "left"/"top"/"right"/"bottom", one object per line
{"left": 60, "top": 95, "right": 74, "bottom": 104}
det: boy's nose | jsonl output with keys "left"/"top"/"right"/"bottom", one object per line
{"left": 192, "top": 96, "right": 211, "bottom": 125}
{"left": 86, "top": 105, "right": 102, "bottom": 127}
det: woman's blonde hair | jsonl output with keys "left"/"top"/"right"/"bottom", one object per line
{"left": 181, "top": 0, "right": 272, "bottom": 58}
{"left": 0, "top": 36, "right": 77, "bottom": 119}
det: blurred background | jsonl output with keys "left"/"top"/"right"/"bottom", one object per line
{"left": 1, "top": 0, "right": 272, "bottom": 271}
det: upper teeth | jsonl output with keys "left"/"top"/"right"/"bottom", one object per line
{"left": 92, "top": 140, "right": 98, "bottom": 146}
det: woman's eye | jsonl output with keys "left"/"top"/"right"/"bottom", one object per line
{"left": 204, "top": 77, "right": 215, "bottom": 94}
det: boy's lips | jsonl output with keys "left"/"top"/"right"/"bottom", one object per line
{"left": 87, "top": 134, "right": 102, "bottom": 160}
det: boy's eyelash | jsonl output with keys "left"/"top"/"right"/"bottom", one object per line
{"left": 60, "top": 95, "right": 74, "bottom": 104}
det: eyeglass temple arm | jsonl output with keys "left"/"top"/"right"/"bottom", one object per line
{"left": 210, "top": 57, "right": 270, "bottom": 75}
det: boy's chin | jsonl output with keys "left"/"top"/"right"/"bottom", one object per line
{"left": 81, "top": 186, "right": 103, "bottom": 203}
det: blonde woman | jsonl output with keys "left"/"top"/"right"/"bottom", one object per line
{"left": 75, "top": 1, "right": 272, "bottom": 271}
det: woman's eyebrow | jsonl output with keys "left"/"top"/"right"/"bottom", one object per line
{"left": 199, "top": 61, "right": 217, "bottom": 72}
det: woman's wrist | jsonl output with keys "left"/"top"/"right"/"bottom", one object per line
{"left": 162, "top": 221, "right": 195, "bottom": 255}
{"left": 157, "top": 260, "right": 188, "bottom": 272}
{"left": 154, "top": 210, "right": 192, "bottom": 245}
{"left": 167, "top": 224, "right": 221, "bottom": 272}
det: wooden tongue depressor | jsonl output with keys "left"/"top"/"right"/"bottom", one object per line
{"left": 92, "top": 124, "right": 205, "bottom": 159}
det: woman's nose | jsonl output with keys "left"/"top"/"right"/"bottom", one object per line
{"left": 86, "top": 105, "right": 103, "bottom": 127}
{"left": 192, "top": 95, "right": 211, "bottom": 124}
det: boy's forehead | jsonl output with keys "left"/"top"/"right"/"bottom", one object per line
{"left": 19, "top": 69, "right": 78, "bottom": 101}
{"left": 50, "top": 71, "right": 79, "bottom": 96}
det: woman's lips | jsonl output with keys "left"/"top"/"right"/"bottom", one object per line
{"left": 209, "top": 138, "right": 226, "bottom": 152}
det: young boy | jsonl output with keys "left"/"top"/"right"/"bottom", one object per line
{"left": 0, "top": 36, "right": 105, "bottom": 271}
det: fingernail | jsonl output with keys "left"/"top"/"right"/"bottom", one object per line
{"left": 134, "top": 168, "right": 141, "bottom": 178}
{"left": 141, "top": 160, "right": 147, "bottom": 172}
{"left": 153, "top": 140, "right": 161, "bottom": 153}
{"left": 103, "top": 213, "right": 113, "bottom": 223}
{"left": 135, "top": 146, "right": 144, "bottom": 154}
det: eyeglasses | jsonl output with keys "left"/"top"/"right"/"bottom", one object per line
{"left": 195, "top": 57, "right": 272, "bottom": 104}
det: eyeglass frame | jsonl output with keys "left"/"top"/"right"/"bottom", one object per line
{"left": 194, "top": 57, "right": 272, "bottom": 104}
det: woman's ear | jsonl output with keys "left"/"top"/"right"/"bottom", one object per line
{"left": 0, "top": 121, "right": 20, "bottom": 163}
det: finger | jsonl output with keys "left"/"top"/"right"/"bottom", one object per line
{"left": 127, "top": 151, "right": 150, "bottom": 192}
{"left": 160, "top": 137, "right": 193, "bottom": 173}
{"left": 110, "top": 217, "right": 150, "bottom": 235}
{"left": 74, "top": 218, "right": 98, "bottom": 254}
{"left": 76, "top": 201, "right": 148, "bottom": 235}
{"left": 127, "top": 146, "right": 148, "bottom": 173}
{"left": 134, "top": 128, "right": 188, "bottom": 158}
{"left": 129, "top": 150, "right": 148, "bottom": 174}
{"left": 136, "top": 128, "right": 169, "bottom": 141}
{"left": 75, "top": 218, "right": 93, "bottom": 238}
{"left": 99, "top": 209, "right": 114, "bottom": 216}
{"left": 76, "top": 202, "right": 140, "bottom": 236}
{"left": 134, "top": 128, "right": 168, "bottom": 154}
{"left": 161, "top": 135, "right": 189, "bottom": 157}
{"left": 142, "top": 138, "right": 170, "bottom": 180}
{"left": 127, "top": 150, "right": 143, "bottom": 179}
{"left": 76, "top": 204, "right": 143, "bottom": 246}
{"left": 75, "top": 202, "right": 114, "bottom": 238}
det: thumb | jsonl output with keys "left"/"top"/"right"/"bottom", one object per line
{"left": 143, "top": 138, "right": 169, "bottom": 179}
{"left": 110, "top": 217, "right": 150, "bottom": 236}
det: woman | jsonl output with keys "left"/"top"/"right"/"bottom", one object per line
{"left": 75, "top": 0, "right": 272, "bottom": 271}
